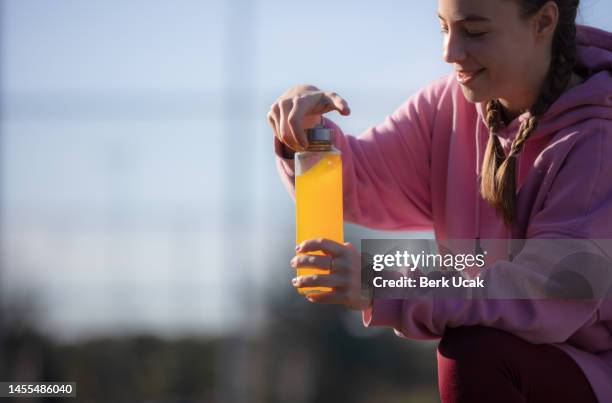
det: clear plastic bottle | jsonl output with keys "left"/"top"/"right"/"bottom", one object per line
{"left": 295, "top": 124, "right": 344, "bottom": 294}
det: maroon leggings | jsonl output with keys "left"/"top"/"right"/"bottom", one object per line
{"left": 437, "top": 326, "right": 598, "bottom": 403}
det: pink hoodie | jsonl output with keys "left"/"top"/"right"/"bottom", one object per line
{"left": 274, "top": 25, "right": 612, "bottom": 401}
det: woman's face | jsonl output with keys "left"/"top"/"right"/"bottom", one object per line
{"left": 438, "top": 0, "right": 554, "bottom": 112}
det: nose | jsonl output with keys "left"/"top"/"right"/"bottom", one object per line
{"left": 443, "top": 31, "right": 467, "bottom": 64}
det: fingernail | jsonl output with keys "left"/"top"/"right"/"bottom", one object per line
{"left": 290, "top": 258, "right": 296, "bottom": 267}
{"left": 295, "top": 244, "right": 301, "bottom": 251}
{"left": 291, "top": 277, "right": 298, "bottom": 285}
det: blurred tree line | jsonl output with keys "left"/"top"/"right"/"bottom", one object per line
{"left": 1, "top": 288, "right": 439, "bottom": 403}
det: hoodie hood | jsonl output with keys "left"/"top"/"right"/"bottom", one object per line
{"left": 475, "top": 24, "right": 612, "bottom": 141}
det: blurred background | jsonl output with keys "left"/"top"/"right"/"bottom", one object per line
{"left": 1, "top": 0, "right": 610, "bottom": 402}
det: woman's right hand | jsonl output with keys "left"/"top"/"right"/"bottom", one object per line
{"left": 267, "top": 84, "right": 351, "bottom": 152}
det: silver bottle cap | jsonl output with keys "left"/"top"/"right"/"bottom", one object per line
{"left": 306, "top": 124, "right": 332, "bottom": 143}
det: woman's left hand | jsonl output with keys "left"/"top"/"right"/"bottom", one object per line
{"left": 290, "top": 238, "right": 372, "bottom": 311}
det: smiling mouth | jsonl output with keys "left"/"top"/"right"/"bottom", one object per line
{"left": 456, "top": 68, "right": 486, "bottom": 85}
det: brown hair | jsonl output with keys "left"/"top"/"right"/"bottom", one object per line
{"left": 480, "top": 0, "right": 579, "bottom": 227}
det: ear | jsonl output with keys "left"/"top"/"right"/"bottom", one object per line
{"left": 532, "top": 1, "right": 559, "bottom": 42}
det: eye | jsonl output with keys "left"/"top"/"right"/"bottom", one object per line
{"left": 465, "top": 31, "right": 487, "bottom": 38}
{"left": 439, "top": 26, "right": 487, "bottom": 38}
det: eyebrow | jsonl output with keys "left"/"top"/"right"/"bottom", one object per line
{"left": 437, "top": 12, "right": 491, "bottom": 22}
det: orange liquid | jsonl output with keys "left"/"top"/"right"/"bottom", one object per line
{"left": 295, "top": 152, "right": 343, "bottom": 294}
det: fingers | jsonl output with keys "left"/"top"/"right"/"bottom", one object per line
{"left": 304, "top": 291, "right": 345, "bottom": 304}
{"left": 280, "top": 98, "right": 307, "bottom": 150}
{"left": 267, "top": 107, "right": 277, "bottom": 138}
{"left": 279, "top": 99, "right": 308, "bottom": 150}
{"left": 290, "top": 253, "right": 349, "bottom": 273}
{"left": 322, "top": 91, "right": 351, "bottom": 116}
{"left": 292, "top": 273, "right": 348, "bottom": 289}
{"left": 288, "top": 99, "right": 310, "bottom": 149}
{"left": 296, "top": 237, "right": 347, "bottom": 257}
{"left": 268, "top": 88, "right": 351, "bottom": 154}
{"left": 307, "top": 92, "right": 350, "bottom": 116}
{"left": 290, "top": 239, "right": 362, "bottom": 307}
{"left": 291, "top": 253, "right": 331, "bottom": 269}
{"left": 268, "top": 104, "right": 301, "bottom": 151}
{"left": 268, "top": 103, "right": 301, "bottom": 151}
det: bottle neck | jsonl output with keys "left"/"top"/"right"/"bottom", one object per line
{"left": 306, "top": 141, "right": 331, "bottom": 151}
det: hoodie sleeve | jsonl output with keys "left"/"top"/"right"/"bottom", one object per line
{"left": 362, "top": 124, "right": 612, "bottom": 344}
{"left": 274, "top": 80, "right": 448, "bottom": 231}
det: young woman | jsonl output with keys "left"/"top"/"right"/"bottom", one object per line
{"left": 269, "top": 0, "right": 612, "bottom": 401}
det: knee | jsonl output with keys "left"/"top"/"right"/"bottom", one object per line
{"left": 438, "top": 326, "right": 510, "bottom": 366}
{"left": 437, "top": 327, "right": 522, "bottom": 403}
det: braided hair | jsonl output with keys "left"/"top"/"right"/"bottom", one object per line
{"left": 480, "top": 0, "right": 579, "bottom": 228}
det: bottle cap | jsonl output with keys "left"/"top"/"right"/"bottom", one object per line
{"left": 306, "top": 124, "right": 332, "bottom": 143}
